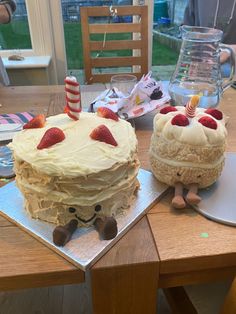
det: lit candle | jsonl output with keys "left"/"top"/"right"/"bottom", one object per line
{"left": 185, "top": 95, "right": 200, "bottom": 118}
{"left": 64, "top": 76, "right": 81, "bottom": 120}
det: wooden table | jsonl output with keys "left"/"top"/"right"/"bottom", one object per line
{"left": 0, "top": 85, "right": 236, "bottom": 313}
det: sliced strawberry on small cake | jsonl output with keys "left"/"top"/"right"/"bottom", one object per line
{"left": 37, "top": 127, "right": 65, "bottom": 150}
{"left": 97, "top": 107, "right": 119, "bottom": 121}
{"left": 90, "top": 124, "right": 118, "bottom": 146}
{"left": 23, "top": 114, "right": 46, "bottom": 129}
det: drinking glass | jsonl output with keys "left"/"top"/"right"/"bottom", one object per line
{"left": 110, "top": 74, "right": 137, "bottom": 96}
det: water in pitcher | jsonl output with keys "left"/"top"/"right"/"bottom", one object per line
{"left": 169, "top": 82, "right": 220, "bottom": 108}
{"left": 168, "top": 26, "right": 227, "bottom": 108}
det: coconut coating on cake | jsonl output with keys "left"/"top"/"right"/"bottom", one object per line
{"left": 10, "top": 112, "right": 140, "bottom": 227}
{"left": 149, "top": 106, "right": 227, "bottom": 188}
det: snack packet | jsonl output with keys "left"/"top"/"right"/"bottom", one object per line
{"left": 93, "top": 72, "right": 170, "bottom": 119}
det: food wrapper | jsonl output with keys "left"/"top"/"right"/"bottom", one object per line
{"left": 92, "top": 72, "right": 170, "bottom": 119}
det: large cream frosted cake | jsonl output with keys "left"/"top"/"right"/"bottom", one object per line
{"left": 9, "top": 110, "right": 140, "bottom": 244}
{"left": 149, "top": 96, "right": 227, "bottom": 209}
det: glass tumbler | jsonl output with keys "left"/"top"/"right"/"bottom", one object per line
{"left": 110, "top": 74, "right": 138, "bottom": 97}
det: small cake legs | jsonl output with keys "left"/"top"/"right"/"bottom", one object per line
{"left": 94, "top": 216, "right": 118, "bottom": 240}
{"left": 53, "top": 219, "right": 78, "bottom": 246}
{"left": 186, "top": 183, "right": 202, "bottom": 205}
{"left": 172, "top": 182, "right": 186, "bottom": 208}
{"left": 172, "top": 182, "right": 202, "bottom": 209}
{"left": 52, "top": 216, "right": 118, "bottom": 246}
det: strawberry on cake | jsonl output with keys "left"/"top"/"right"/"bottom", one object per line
{"left": 9, "top": 108, "right": 140, "bottom": 245}
{"left": 149, "top": 96, "right": 227, "bottom": 209}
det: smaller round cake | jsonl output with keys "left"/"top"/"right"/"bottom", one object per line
{"left": 10, "top": 111, "right": 140, "bottom": 235}
{"left": 149, "top": 96, "right": 227, "bottom": 208}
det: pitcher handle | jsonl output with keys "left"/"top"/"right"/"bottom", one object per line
{"left": 220, "top": 44, "right": 235, "bottom": 91}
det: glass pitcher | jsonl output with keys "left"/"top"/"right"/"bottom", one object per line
{"left": 168, "top": 26, "right": 235, "bottom": 108}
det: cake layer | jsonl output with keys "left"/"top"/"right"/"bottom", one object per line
{"left": 10, "top": 112, "right": 140, "bottom": 227}
{"left": 14, "top": 155, "right": 139, "bottom": 226}
{"left": 150, "top": 154, "right": 224, "bottom": 188}
{"left": 150, "top": 135, "right": 225, "bottom": 164}
{"left": 10, "top": 112, "right": 137, "bottom": 177}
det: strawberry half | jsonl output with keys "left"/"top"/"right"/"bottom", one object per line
{"left": 90, "top": 125, "right": 118, "bottom": 146}
{"left": 97, "top": 107, "right": 119, "bottom": 121}
{"left": 23, "top": 114, "right": 46, "bottom": 129}
{"left": 160, "top": 106, "right": 177, "bottom": 114}
{"left": 198, "top": 116, "right": 217, "bottom": 130}
{"left": 37, "top": 127, "right": 65, "bottom": 150}
{"left": 204, "top": 108, "right": 223, "bottom": 120}
{"left": 171, "top": 114, "right": 189, "bottom": 126}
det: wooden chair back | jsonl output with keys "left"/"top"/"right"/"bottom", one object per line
{"left": 80, "top": 5, "right": 149, "bottom": 84}
{"left": 219, "top": 278, "right": 236, "bottom": 314}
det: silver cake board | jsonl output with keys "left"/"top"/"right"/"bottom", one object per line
{"left": 0, "top": 169, "right": 167, "bottom": 271}
{"left": 193, "top": 152, "right": 236, "bottom": 227}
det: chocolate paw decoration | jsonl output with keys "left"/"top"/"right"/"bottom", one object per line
{"left": 94, "top": 216, "right": 118, "bottom": 240}
{"left": 53, "top": 219, "right": 78, "bottom": 246}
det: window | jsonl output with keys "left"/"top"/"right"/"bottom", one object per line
{"left": 0, "top": 0, "right": 31, "bottom": 51}
{"left": 152, "top": 0, "right": 189, "bottom": 80}
{"left": 0, "top": 1, "right": 187, "bottom": 84}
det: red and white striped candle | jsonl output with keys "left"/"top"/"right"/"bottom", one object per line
{"left": 64, "top": 76, "right": 81, "bottom": 120}
{"left": 185, "top": 95, "right": 200, "bottom": 118}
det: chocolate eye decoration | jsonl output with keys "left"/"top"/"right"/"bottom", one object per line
{"left": 68, "top": 207, "right": 76, "bottom": 213}
{"left": 197, "top": 175, "right": 202, "bottom": 178}
{"left": 177, "top": 172, "right": 181, "bottom": 176}
{"left": 95, "top": 205, "right": 102, "bottom": 212}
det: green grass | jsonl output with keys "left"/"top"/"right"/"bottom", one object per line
{"left": 0, "top": 20, "right": 178, "bottom": 69}
{"left": 152, "top": 39, "right": 178, "bottom": 65}
{"left": 0, "top": 21, "right": 32, "bottom": 49}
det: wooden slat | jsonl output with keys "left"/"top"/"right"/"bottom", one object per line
{"left": 220, "top": 278, "right": 236, "bottom": 314}
{"left": 148, "top": 198, "right": 236, "bottom": 275}
{"left": 91, "top": 217, "right": 159, "bottom": 314}
{"left": 85, "top": 5, "right": 143, "bottom": 16}
{"left": 89, "top": 23, "right": 141, "bottom": 34}
{"left": 88, "top": 72, "right": 143, "bottom": 84}
{"left": 80, "top": 5, "right": 149, "bottom": 84}
{"left": 90, "top": 39, "right": 142, "bottom": 51}
{"left": 91, "top": 56, "right": 142, "bottom": 67}
{"left": 0, "top": 215, "right": 14, "bottom": 227}
{"left": 163, "top": 287, "right": 198, "bottom": 314}
{"left": 159, "top": 266, "right": 236, "bottom": 288}
{"left": 80, "top": 7, "right": 93, "bottom": 84}
{"left": 140, "top": 6, "right": 149, "bottom": 74}
{"left": 0, "top": 224, "right": 84, "bottom": 291}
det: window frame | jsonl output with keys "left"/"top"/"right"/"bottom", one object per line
{"left": 0, "top": 0, "right": 153, "bottom": 83}
{"left": 0, "top": 0, "right": 67, "bottom": 84}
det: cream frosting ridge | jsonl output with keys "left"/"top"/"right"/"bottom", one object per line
{"left": 154, "top": 106, "right": 227, "bottom": 146}
{"left": 10, "top": 112, "right": 137, "bottom": 177}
